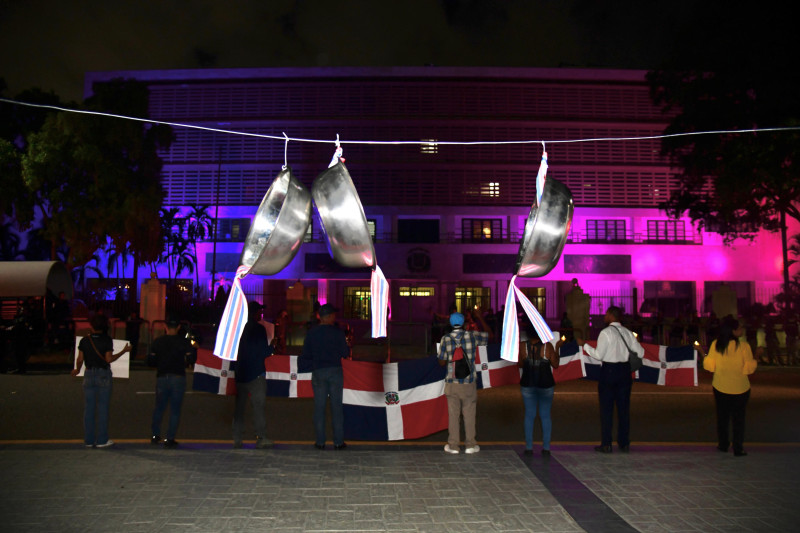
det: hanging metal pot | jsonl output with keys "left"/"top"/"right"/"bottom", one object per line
{"left": 312, "top": 161, "right": 375, "bottom": 269}
{"left": 239, "top": 167, "right": 311, "bottom": 275}
{"left": 515, "top": 177, "right": 574, "bottom": 277}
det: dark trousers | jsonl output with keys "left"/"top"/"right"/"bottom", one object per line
{"left": 151, "top": 374, "right": 186, "bottom": 440}
{"left": 598, "top": 362, "right": 632, "bottom": 447}
{"left": 713, "top": 387, "right": 750, "bottom": 453}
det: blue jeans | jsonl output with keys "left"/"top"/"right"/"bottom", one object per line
{"left": 151, "top": 374, "right": 186, "bottom": 440}
{"left": 520, "top": 386, "right": 554, "bottom": 451}
{"left": 83, "top": 368, "right": 112, "bottom": 445}
{"left": 311, "top": 366, "right": 344, "bottom": 446}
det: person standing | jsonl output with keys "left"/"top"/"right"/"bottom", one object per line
{"left": 301, "top": 303, "right": 349, "bottom": 450}
{"left": 701, "top": 317, "right": 757, "bottom": 456}
{"left": 437, "top": 310, "right": 491, "bottom": 454}
{"left": 232, "top": 301, "right": 274, "bottom": 449}
{"left": 72, "top": 313, "right": 131, "bottom": 448}
{"left": 274, "top": 309, "right": 289, "bottom": 354}
{"left": 581, "top": 305, "right": 644, "bottom": 453}
{"left": 147, "top": 317, "right": 196, "bottom": 448}
{"left": 518, "top": 328, "right": 563, "bottom": 456}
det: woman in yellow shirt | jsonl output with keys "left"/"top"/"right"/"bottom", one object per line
{"left": 702, "top": 317, "right": 757, "bottom": 456}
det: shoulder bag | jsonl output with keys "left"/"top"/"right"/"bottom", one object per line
{"left": 612, "top": 326, "right": 643, "bottom": 371}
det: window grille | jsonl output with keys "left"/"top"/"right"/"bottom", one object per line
{"left": 586, "top": 220, "right": 627, "bottom": 242}
{"left": 647, "top": 220, "right": 686, "bottom": 242}
{"left": 462, "top": 219, "right": 502, "bottom": 243}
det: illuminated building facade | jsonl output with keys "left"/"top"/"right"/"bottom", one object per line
{"left": 84, "top": 67, "right": 786, "bottom": 329}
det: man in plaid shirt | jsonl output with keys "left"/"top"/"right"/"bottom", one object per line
{"left": 437, "top": 309, "right": 492, "bottom": 454}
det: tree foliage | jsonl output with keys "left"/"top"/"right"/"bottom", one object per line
{"left": 648, "top": 69, "right": 800, "bottom": 238}
{"left": 17, "top": 79, "right": 173, "bottom": 268}
{"left": 646, "top": 7, "right": 800, "bottom": 296}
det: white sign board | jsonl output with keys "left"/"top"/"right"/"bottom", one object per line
{"left": 74, "top": 336, "right": 130, "bottom": 379}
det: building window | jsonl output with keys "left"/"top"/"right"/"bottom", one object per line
{"left": 343, "top": 286, "right": 371, "bottom": 320}
{"left": 367, "top": 219, "right": 376, "bottom": 242}
{"left": 420, "top": 139, "right": 438, "bottom": 154}
{"left": 518, "top": 287, "right": 546, "bottom": 317}
{"left": 398, "top": 287, "right": 435, "bottom": 297}
{"left": 586, "top": 220, "right": 627, "bottom": 242}
{"left": 462, "top": 219, "right": 502, "bottom": 243}
{"left": 643, "top": 281, "right": 695, "bottom": 317}
{"left": 398, "top": 219, "right": 440, "bottom": 243}
{"left": 647, "top": 220, "right": 686, "bottom": 242}
{"left": 482, "top": 182, "right": 500, "bottom": 198}
{"left": 455, "top": 287, "right": 491, "bottom": 314}
{"left": 304, "top": 219, "right": 313, "bottom": 243}
{"left": 214, "top": 218, "right": 251, "bottom": 242}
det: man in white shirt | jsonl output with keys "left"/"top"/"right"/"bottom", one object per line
{"left": 582, "top": 306, "right": 644, "bottom": 453}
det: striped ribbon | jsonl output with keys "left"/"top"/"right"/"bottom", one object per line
{"left": 213, "top": 265, "right": 251, "bottom": 361}
{"left": 370, "top": 265, "right": 389, "bottom": 338}
{"left": 536, "top": 149, "right": 548, "bottom": 205}
{"left": 500, "top": 275, "right": 555, "bottom": 362}
{"left": 328, "top": 145, "right": 344, "bottom": 168}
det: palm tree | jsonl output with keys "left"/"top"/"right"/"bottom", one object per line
{"left": 0, "top": 220, "right": 22, "bottom": 260}
{"left": 71, "top": 253, "right": 104, "bottom": 300}
{"left": 184, "top": 204, "right": 213, "bottom": 302}
{"left": 158, "top": 207, "right": 183, "bottom": 281}
{"left": 21, "top": 226, "right": 50, "bottom": 261}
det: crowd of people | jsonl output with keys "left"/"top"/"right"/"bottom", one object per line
{"left": 13, "top": 294, "right": 764, "bottom": 456}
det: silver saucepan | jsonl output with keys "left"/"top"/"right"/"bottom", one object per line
{"left": 239, "top": 167, "right": 312, "bottom": 275}
{"left": 312, "top": 161, "right": 376, "bottom": 269}
{"left": 515, "top": 177, "right": 574, "bottom": 277}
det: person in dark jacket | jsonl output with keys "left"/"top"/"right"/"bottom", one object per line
{"left": 232, "top": 301, "right": 274, "bottom": 449}
{"left": 301, "top": 302, "right": 349, "bottom": 450}
{"left": 147, "top": 316, "right": 196, "bottom": 448}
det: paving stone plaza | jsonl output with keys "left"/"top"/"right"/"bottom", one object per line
{"left": 1, "top": 444, "right": 797, "bottom": 532}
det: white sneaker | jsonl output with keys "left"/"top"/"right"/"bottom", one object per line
{"left": 444, "top": 444, "right": 460, "bottom": 454}
{"left": 465, "top": 445, "right": 480, "bottom": 454}
{"left": 96, "top": 440, "right": 114, "bottom": 448}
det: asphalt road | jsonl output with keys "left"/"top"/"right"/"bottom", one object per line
{"left": 2, "top": 361, "right": 799, "bottom": 446}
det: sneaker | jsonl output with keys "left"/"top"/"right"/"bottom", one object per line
{"left": 85, "top": 444, "right": 94, "bottom": 448}
{"left": 164, "top": 439, "right": 179, "bottom": 448}
{"left": 541, "top": 449, "right": 551, "bottom": 458}
{"left": 96, "top": 440, "right": 114, "bottom": 448}
{"left": 465, "top": 445, "right": 480, "bottom": 454}
{"left": 150, "top": 435, "right": 162, "bottom": 445}
{"left": 334, "top": 443, "right": 347, "bottom": 450}
{"left": 523, "top": 449, "right": 534, "bottom": 456}
{"left": 255, "top": 438, "right": 273, "bottom": 449}
{"left": 444, "top": 444, "right": 460, "bottom": 454}
{"left": 313, "top": 443, "right": 325, "bottom": 450}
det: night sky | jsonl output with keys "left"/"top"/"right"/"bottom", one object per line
{"left": 0, "top": 0, "right": 793, "bottom": 103}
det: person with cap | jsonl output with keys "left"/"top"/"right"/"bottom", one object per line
{"left": 147, "top": 316, "right": 196, "bottom": 448}
{"left": 437, "top": 308, "right": 492, "bottom": 454}
{"left": 232, "top": 300, "right": 275, "bottom": 449}
{"left": 301, "top": 302, "right": 349, "bottom": 450}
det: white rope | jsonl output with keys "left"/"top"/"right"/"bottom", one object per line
{"left": 2, "top": 97, "right": 799, "bottom": 147}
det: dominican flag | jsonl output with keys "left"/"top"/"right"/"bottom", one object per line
{"left": 637, "top": 344, "right": 698, "bottom": 386}
{"left": 342, "top": 357, "right": 448, "bottom": 441}
{"left": 265, "top": 355, "right": 314, "bottom": 397}
{"left": 553, "top": 340, "right": 587, "bottom": 383}
{"left": 193, "top": 348, "right": 237, "bottom": 395}
{"left": 475, "top": 344, "right": 521, "bottom": 389}
{"left": 580, "top": 341, "right": 604, "bottom": 382}
{"left": 578, "top": 341, "right": 698, "bottom": 386}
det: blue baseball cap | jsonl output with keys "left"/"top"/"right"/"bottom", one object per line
{"left": 450, "top": 312, "right": 465, "bottom": 327}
